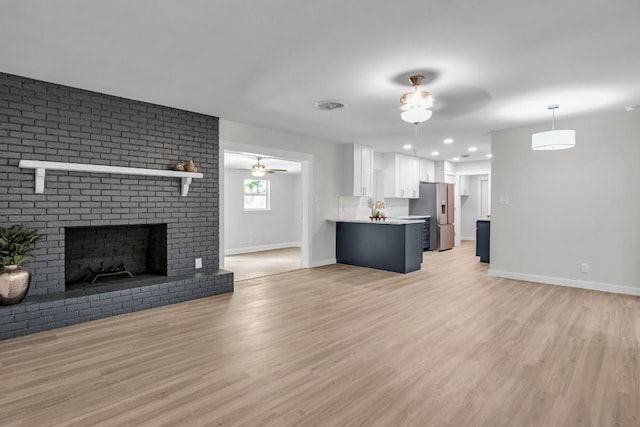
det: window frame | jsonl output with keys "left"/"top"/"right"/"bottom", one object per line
{"left": 242, "top": 178, "right": 271, "bottom": 211}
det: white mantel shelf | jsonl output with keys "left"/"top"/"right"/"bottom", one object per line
{"left": 18, "top": 160, "right": 204, "bottom": 197}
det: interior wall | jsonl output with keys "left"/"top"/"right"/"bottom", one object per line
{"left": 455, "top": 160, "right": 491, "bottom": 175}
{"left": 220, "top": 119, "right": 342, "bottom": 266}
{"left": 224, "top": 169, "right": 301, "bottom": 254}
{"left": 490, "top": 110, "right": 640, "bottom": 295}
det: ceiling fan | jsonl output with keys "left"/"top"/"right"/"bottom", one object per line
{"left": 244, "top": 156, "right": 287, "bottom": 177}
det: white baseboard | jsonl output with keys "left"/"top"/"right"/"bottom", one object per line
{"left": 488, "top": 269, "right": 640, "bottom": 296}
{"left": 225, "top": 242, "right": 301, "bottom": 256}
{"left": 461, "top": 236, "right": 476, "bottom": 241}
{"left": 310, "top": 258, "right": 337, "bottom": 268}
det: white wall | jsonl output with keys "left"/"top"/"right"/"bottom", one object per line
{"left": 455, "top": 160, "right": 491, "bottom": 176}
{"left": 224, "top": 169, "right": 301, "bottom": 254}
{"left": 490, "top": 110, "right": 640, "bottom": 295}
{"left": 220, "top": 119, "right": 342, "bottom": 266}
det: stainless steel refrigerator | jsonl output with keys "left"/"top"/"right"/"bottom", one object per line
{"left": 409, "top": 182, "right": 455, "bottom": 251}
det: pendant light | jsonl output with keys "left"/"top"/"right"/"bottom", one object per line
{"left": 532, "top": 104, "right": 575, "bottom": 150}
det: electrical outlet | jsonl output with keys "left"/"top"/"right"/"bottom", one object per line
{"left": 580, "top": 262, "right": 588, "bottom": 273}
{"left": 195, "top": 258, "right": 202, "bottom": 269}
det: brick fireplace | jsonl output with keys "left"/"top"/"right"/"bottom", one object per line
{"left": 0, "top": 73, "right": 233, "bottom": 340}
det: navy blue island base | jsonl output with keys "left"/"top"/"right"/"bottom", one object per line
{"left": 336, "top": 221, "right": 423, "bottom": 274}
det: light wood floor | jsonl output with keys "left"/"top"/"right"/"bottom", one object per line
{"left": 224, "top": 247, "right": 301, "bottom": 281}
{"left": 1, "top": 242, "right": 639, "bottom": 426}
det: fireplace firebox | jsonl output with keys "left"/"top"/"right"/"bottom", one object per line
{"left": 65, "top": 224, "right": 167, "bottom": 288}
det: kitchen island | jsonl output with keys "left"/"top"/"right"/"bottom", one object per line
{"left": 329, "top": 219, "right": 424, "bottom": 273}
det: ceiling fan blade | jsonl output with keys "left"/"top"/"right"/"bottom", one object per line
{"left": 265, "top": 168, "right": 287, "bottom": 172}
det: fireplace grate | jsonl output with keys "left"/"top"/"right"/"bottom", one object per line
{"left": 83, "top": 263, "right": 135, "bottom": 284}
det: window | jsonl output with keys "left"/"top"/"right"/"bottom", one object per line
{"left": 243, "top": 179, "right": 270, "bottom": 211}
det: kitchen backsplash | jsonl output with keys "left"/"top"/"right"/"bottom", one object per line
{"left": 338, "top": 196, "right": 409, "bottom": 219}
{"left": 383, "top": 198, "right": 410, "bottom": 218}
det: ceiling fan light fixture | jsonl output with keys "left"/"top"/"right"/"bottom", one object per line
{"left": 401, "top": 108, "right": 432, "bottom": 124}
{"left": 251, "top": 157, "right": 267, "bottom": 177}
{"left": 532, "top": 104, "right": 575, "bottom": 150}
{"left": 245, "top": 155, "right": 287, "bottom": 175}
{"left": 399, "top": 74, "right": 434, "bottom": 127}
{"left": 400, "top": 90, "right": 433, "bottom": 110}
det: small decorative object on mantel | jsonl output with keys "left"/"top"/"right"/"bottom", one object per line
{"left": 173, "top": 162, "right": 185, "bottom": 171}
{"left": 370, "top": 201, "right": 387, "bottom": 221}
{"left": 0, "top": 225, "right": 43, "bottom": 305}
{"left": 186, "top": 160, "right": 198, "bottom": 172}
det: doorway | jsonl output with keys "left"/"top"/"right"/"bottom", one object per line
{"left": 220, "top": 142, "right": 312, "bottom": 281}
{"left": 459, "top": 174, "right": 491, "bottom": 241}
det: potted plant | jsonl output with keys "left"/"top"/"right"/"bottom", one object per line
{"left": 0, "top": 225, "right": 42, "bottom": 305}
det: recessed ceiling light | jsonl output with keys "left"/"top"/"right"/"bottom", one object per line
{"left": 486, "top": 153, "right": 493, "bottom": 158}
{"left": 403, "top": 144, "right": 413, "bottom": 150}
{"left": 452, "top": 157, "right": 460, "bottom": 161}
{"left": 431, "top": 151, "right": 439, "bottom": 156}
{"left": 625, "top": 105, "right": 640, "bottom": 112}
{"left": 444, "top": 138, "right": 454, "bottom": 144}
{"left": 468, "top": 147, "right": 477, "bottom": 152}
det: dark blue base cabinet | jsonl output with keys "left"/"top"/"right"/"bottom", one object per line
{"left": 476, "top": 220, "right": 490, "bottom": 263}
{"left": 336, "top": 222, "right": 423, "bottom": 274}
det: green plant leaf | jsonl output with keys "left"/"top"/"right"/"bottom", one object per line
{"left": 0, "top": 225, "right": 42, "bottom": 266}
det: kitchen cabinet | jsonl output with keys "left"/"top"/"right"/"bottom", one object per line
{"left": 342, "top": 143, "right": 373, "bottom": 196}
{"left": 419, "top": 158, "right": 433, "bottom": 182}
{"left": 421, "top": 217, "right": 431, "bottom": 250}
{"left": 383, "top": 153, "right": 420, "bottom": 198}
{"left": 459, "top": 175, "right": 470, "bottom": 196}
{"left": 476, "top": 220, "right": 490, "bottom": 262}
{"left": 336, "top": 220, "right": 423, "bottom": 273}
{"left": 409, "top": 156, "right": 419, "bottom": 198}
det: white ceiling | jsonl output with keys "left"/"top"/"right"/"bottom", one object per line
{"left": 1, "top": 1, "right": 639, "bottom": 162}
{"left": 224, "top": 151, "right": 301, "bottom": 174}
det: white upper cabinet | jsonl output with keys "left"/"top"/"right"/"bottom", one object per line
{"left": 383, "top": 153, "right": 420, "bottom": 198}
{"left": 408, "top": 156, "right": 419, "bottom": 198}
{"left": 459, "top": 174, "right": 470, "bottom": 196}
{"left": 343, "top": 143, "right": 373, "bottom": 197}
{"left": 419, "top": 158, "right": 434, "bottom": 182}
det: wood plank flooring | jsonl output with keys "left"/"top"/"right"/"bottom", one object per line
{"left": 1, "top": 242, "right": 639, "bottom": 426}
{"left": 224, "top": 247, "right": 301, "bottom": 281}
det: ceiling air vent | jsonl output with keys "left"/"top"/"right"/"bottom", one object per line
{"left": 315, "top": 100, "right": 345, "bottom": 111}
{"left": 460, "top": 154, "right": 470, "bottom": 158}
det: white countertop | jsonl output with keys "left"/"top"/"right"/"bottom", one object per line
{"left": 326, "top": 218, "right": 426, "bottom": 225}
{"left": 388, "top": 215, "right": 431, "bottom": 219}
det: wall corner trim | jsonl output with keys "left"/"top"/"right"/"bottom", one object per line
{"left": 310, "top": 258, "right": 337, "bottom": 268}
{"left": 488, "top": 269, "right": 640, "bottom": 296}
